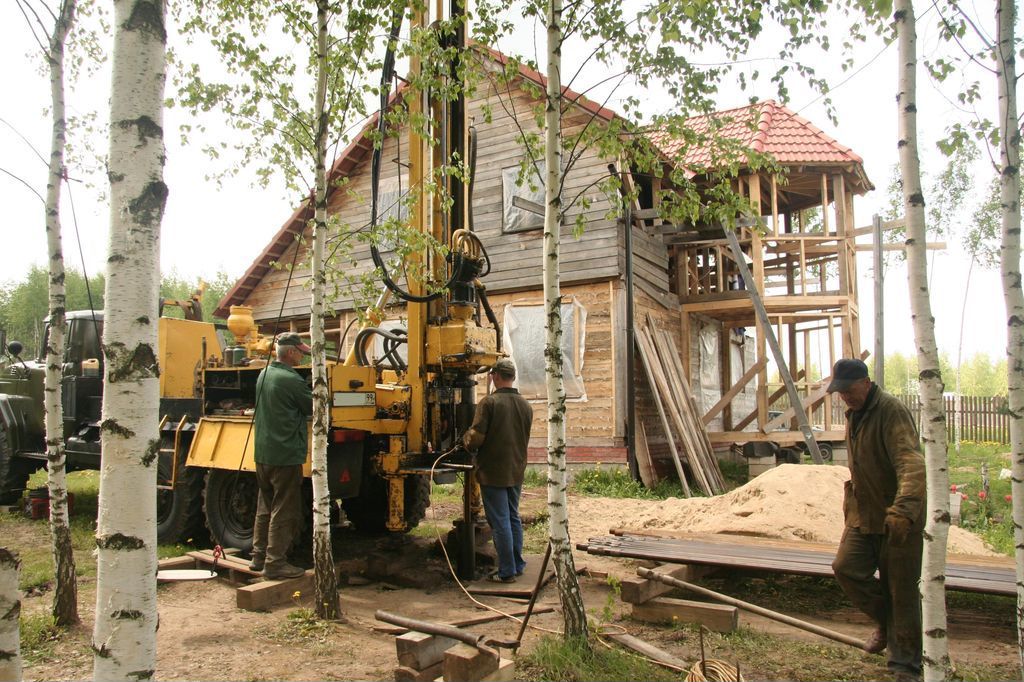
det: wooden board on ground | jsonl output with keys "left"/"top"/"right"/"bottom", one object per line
{"left": 466, "top": 553, "right": 553, "bottom": 598}
{"left": 236, "top": 569, "right": 314, "bottom": 611}
{"left": 187, "top": 549, "right": 260, "bottom": 585}
{"left": 618, "top": 563, "right": 710, "bottom": 605}
{"left": 631, "top": 596, "right": 738, "bottom": 632}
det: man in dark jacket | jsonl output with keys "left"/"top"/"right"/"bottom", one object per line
{"left": 250, "top": 332, "right": 313, "bottom": 580}
{"left": 828, "top": 358, "right": 925, "bottom": 680}
{"left": 463, "top": 358, "right": 534, "bottom": 583}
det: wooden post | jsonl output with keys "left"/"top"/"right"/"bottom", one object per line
{"left": 873, "top": 214, "right": 885, "bottom": 389}
{"left": 724, "top": 226, "right": 824, "bottom": 463}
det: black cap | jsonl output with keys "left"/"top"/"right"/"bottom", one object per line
{"left": 826, "top": 358, "right": 869, "bottom": 393}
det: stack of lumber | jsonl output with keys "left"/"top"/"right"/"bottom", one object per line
{"left": 635, "top": 315, "right": 724, "bottom": 496}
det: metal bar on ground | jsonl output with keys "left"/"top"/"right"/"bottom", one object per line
{"left": 636, "top": 567, "right": 866, "bottom": 650}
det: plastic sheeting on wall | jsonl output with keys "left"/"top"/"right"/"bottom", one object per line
{"left": 502, "top": 300, "right": 587, "bottom": 401}
{"left": 501, "top": 164, "right": 546, "bottom": 233}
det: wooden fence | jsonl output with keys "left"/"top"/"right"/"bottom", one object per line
{"left": 824, "top": 394, "right": 1010, "bottom": 444}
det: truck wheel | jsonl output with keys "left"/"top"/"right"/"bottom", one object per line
{"left": 817, "top": 443, "right": 834, "bottom": 462}
{"left": 203, "top": 469, "right": 257, "bottom": 553}
{"left": 342, "top": 473, "right": 431, "bottom": 534}
{"left": 0, "top": 423, "right": 33, "bottom": 505}
{"left": 155, "top": 435, "right": 206, "bottom": 545}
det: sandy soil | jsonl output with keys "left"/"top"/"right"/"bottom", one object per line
{"left": 18, "top": 465, "right": 1015, "bottom": 681}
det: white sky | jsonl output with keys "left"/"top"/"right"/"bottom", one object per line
{"left": 0, "top": 3, "right": 1015, "bottom": 365}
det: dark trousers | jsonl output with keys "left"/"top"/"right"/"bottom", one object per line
{"left": 833, "top": 526, "right": 923, "bottom": 676}
{"left": 480, "top": 484, "right": 526, "bottom": 579}
{"left": 252, "top": 463, "right": 303, "bottom": 569}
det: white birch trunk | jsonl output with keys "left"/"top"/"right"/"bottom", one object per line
{"left": 894, "top": 2, "right": 951, "bottom": 678}
{"left": 995, "top": 0, "right": 1024, "bottom": 673}
{"left": 543, "top": 0, "right": 587, "bottom": 639}
{"left": 0, "top": 549, "right": 21, "bottom": 682}
{"left": 44, "top": 0, "right": 79, "bottom": 628}
{"left": 92, "top": 1, "right": 166, "bottom": 678}
{"left": 310, "top": 0, "right": 340, "bottom": 621}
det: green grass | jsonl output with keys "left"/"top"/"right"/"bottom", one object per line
{"left": 948, "top": 440, "right": 1014, "bottom": 556}
{"left": 4, "top": 469, "right": 198, "bottom": 590}
{"left": 19, "top": 612, "right": 62, "bottom": 665}
{"left": 517, "top": 635, "right": 681, "bottom": 682}
{"left": 569, "top": 467, "right": 688, "bottom": 500}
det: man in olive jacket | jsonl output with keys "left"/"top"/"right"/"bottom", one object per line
{"left": 463, "top": 358, "right": 533, "bottom": 583}
{"left": 828, "top": 358, "right": 925, "bottom": 681}
{"left": 251, "top": 332, "right": 313, "bottom": 580}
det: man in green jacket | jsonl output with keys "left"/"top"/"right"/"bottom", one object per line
{"left": 463, "top": 358, "right": 533, "bottom": 583}
{"left": 250, "top": 332, "right": 313, "bottom": 580}
{"left": 828, "top": 358, "right": 925, "bottom": 681}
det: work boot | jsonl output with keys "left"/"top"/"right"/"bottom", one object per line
{"left": 263, "top": 562, "right": 305, "bottom": 580}
{"left": 248, "top": 554, "right": 265, "bottom": 572}
{"left": 863, "top": 627, "right": 887, "bottom": 654}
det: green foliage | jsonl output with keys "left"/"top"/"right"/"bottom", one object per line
{"left": 0, "top": 265, "right": 104, "bottom": 358}
{"left": 570, "top": 467, "right": 687, "bottom": 499}
{"left": 884, "top": 350, "right": 1006, "bottom": 396}
{"left": 159, "top": 270, "right": 234, "bottom": 322}
{"left": 517, "top": 635, "right": 678, "bottom": 682}
{"left": 19, "top": 612, "right": 62, "bottom": 665}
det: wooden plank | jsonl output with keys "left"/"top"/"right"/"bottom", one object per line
{"left": 605, "top": 633, "right": 687, "bottom": 671}
{"left": 631, "top": 596, "right": 738, "bottom": 633}
{"left": 373, "top": 607, "right": 555, "bottom": 636}
{"left": 701, "top": 358, "right": 767, "bottom": 426}
{"left": 397, "top": 631, "right": 458, "bottom": 669}
{"left": 636, "top": 329, "right": 701, "bottom": 494}
{"left": 443, "top": 643, "right": 499, "bottom": 682}
{"left": 635, "top": 421, "right": 659, "bottom": 488}
{"left": 157, "top": 556, "right": 198, "bottom": 571}
{"left": 236, "top": 570, "right": 314, "bottom": 611}
{"left": 618, "top": 563, "right": 696, "bottom": 605}
{"left": 394, "top": 662, "right": 444, "bottom": 682}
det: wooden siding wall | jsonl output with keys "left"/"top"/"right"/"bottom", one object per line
{"left": 241, "top": 78, "right": 624, "bottom": 323}
{"left": 481, "top": 282, "right": 619, "bottom": 456}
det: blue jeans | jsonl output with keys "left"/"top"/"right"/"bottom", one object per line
{"left": 480, "top": 484, "right": 526, "bottom": 579}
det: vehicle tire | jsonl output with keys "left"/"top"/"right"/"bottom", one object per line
{"left": 342, "top": 472, "right": 431, "bottom": 534}
{"left": 817, "top": 442, "right": 834, "bottom": 462}
{"left": 0, "top": 422, "right": 34, "bottom": 505}
{"left": 203, "top": 469, "right": 258, "bottom": 553}
{"left": 155, "top": 434, "right": 207, "bottom": 545}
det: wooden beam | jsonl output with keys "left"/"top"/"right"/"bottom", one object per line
{"left": 761, "top": 348, "right": 870, "bottom": 432}
{"left": 702, "top": 356, "right": 768, "bottom": 425}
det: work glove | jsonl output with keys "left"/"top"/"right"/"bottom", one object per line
{"left": 884, "top": 510, "right": 912, "bottom": 546}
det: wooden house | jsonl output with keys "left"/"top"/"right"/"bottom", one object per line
{"left": 216, "top": 58, "right": 872, "bottom": 480}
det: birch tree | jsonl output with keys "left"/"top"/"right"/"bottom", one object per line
{"left": 308, "top": 0, "right": 340, "bottom": 620}
{"left": 16, "top": 0, "right": 81, "bottom": 628}
{"left": 894, "top": 1, "right": 951, "bottom": 678}
{"left": 540, "top": 0, "right": 587, "bottom": 639}
{"left": 92, "top": 0, "right": 166, "bottom": 677}
{"left": 993, "top": 0, "right": 1024, "bottom": 671}
{"left": 0, "top": 549, "right": 20, "bottom": 682}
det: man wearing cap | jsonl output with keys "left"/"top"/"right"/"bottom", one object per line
{"left": 250, "top": 332, "right": 313, "bottom": 580}
{"left": 463, "top": 358, "right": 533, "bottom": 583}
{"left": 827, "top": 358, "right": 925, "bottom": 681}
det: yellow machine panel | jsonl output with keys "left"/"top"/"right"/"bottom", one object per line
{"left": 425, "top": 320, "right": 499, "bottom": 369}
{"left": 329, "top": 364, "right": 379, "bottom": 422}
{"left": 158, "top": 317, "right": 222, "bottom": 399}
{"left": 186, "top": 416, "right": 313, "bottom": 475}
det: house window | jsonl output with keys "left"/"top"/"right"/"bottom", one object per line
{"left": 502, "top": 163, "right": 546, "bottom": 233}
{"left": 502, "top": 300, "right": 587, "bottom": 400}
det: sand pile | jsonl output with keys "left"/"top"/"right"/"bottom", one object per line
{"left": 569, "top": 463, "right": 996, "bottom": 556}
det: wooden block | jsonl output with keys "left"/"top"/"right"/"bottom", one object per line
{"left": 619, "top": 564, "right": 694, "bottom": 604}
{"left": 157, "top": 556, "right": 197, "bottom": 571}
{"left": 480, "top": 658, "right": 514, "bottom": 682}
{"left": 396, "top": 631, "right": 458, "bottom": 669}
{"left": 631, "top": 596, "right": 738, "bottom": 633}
{"left": 394, "top": 662, "right": 443, "bottom": 682}
{"left": 235, "top": 570, "right": 314, "bottom": 611}
{"left": 442, "top": 643, "right": 499, "bottom": 682}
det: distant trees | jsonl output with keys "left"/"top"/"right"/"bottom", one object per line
{"left": 884, "top": 351, "right": 1007, "bottom": 397}
{"left": 0, "top": 266, "right": 104, "bottom": 358}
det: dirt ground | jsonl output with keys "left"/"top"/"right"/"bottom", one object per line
{"left": 18, "top": 481, "right": 1019, "bottom": 681}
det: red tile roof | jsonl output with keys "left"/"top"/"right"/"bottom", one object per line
{"left": 653, "top": 99, "right": 864, "bottom": 167}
